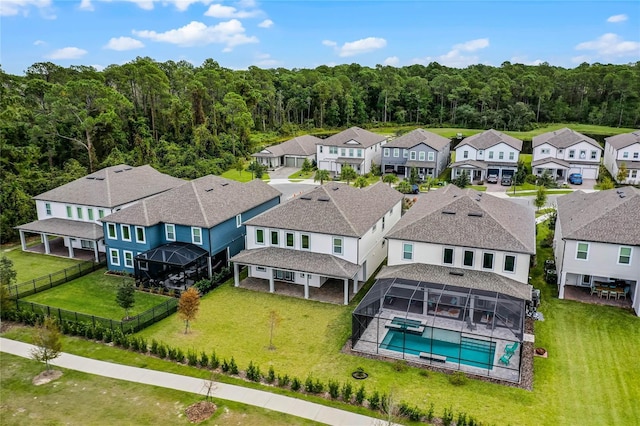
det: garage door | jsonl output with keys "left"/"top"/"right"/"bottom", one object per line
{"left": 285, "top": 157, "right": 296, "bottom": 167}
{"left": 581, "top": 167, "right": 598, "bottom": 179}
{"left": 501, "top": 169, "right": 515, "bottom": 177}
{"left": 569, "top": 167, "right": 581, "bottom": 176}
{"left": 487, "top": 168, "right": 499, "bottom": 176}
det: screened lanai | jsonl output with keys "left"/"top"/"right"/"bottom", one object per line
{"left": 351, "top": 265, "right": 532, "bottom": 383}
{"left": 134, "top": 242, "right": 209, "bottom": 289}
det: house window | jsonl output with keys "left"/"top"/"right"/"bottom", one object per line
{"left": 357, "top": 149, "right": 363, "bottom": 157}
{"left": 619, "top": 247, "right": 632, "bottom": 265}
{"left": 236, "top": 214, "right": 242, "bottom": 228}
{"left": 87, "top": 209, "right": 94, "bottom": 221}
{"left": 590, "top": 151, "right": 597, "bottom": 160}
{"left": 76, "top": 207, "right": 83, "bottom": 219}
{"left": 45, "top": 203, "right": 52, "bottom": 216}
{"left": 81, "top": 240, "right": 93, "bottom": 249}
{"left": 403, "top": 243, "right": 413, "bottom": 260}
{"left": 135, "top": 226, "right": 145, "bottom": 244}
{"left": 256, "top": 228, "right": 264, "bottom": 244}
{"left": 107, "top": 223, "right": 117, "bottom": 240}
{"left": 301, "top": 234, "right": 310, "bottom": 249}
{"left": 139, "top": 260, "right": 148, "bottom": 271}
{"left": 393, "top": 148, "right": 399, "bottom": 157}
{"left": 443, "top": 247, "right": 454, "bottom": 265}
{"left": 499, "top": 152, "right": 504, "bottom": 160}
{"left": 569, "top": 150, "right": 575, "bottom": 159}
{"left": 349, "top": 148, "right": 355, "bottom": 157}
{"left": 384, "top": 148, "right": 390, "bottom": 157}
{"left": 382, "top": 216, "right": 385, "bottom": 230}
{"left": 488, "top": 151, "right": 494, "bottom": 159}
{"left": 98, "top": 209, "right": 105, "bottom": 219}
{"left": 576, "top": 242, "right": 589, "bottom": 260}
{"left": 121, "top": 225, "right": 131, "bottom": 242}
{"left": 192, "top": 227, "right": 202, "bottom": 245}
{"left": 419, "top": 152, "right": 426, "bottom": 161}
{"left": 634, "top": 153, "right": 639, "bottom": 159}
{"left": 482, "top": 252, "right": 494, "bottom": 269}
{"left": 340, "top": 148, "right": 346, "bottom": 156}
{"left": 109, "top": 248, "right": 120, "bottom": 266}
{"left": 579, "top": 150, "right": 586, "bottom": 159}
{"left": 165, "top": 224, "right": 176, "bottom": 241}
{"left": 463, "top": 150, "right": 468, "bottom": 159}
{"left": 504, "top": 255, "right": 516, "bottom": 273}
{"left": 463, "top": 250, "right": 474, "bottom": 267}
{"left": 509, "top": 152, "right": 515, "bottom": 160}
{"left": 631, "top": 170, "right": 638, "bottom": 178}
{"left": 428, "top": 152, "right": 434, "bottom": 161}
{"left": 541, "top": 148, "right": 550, "bottom": 155}
{"left": 333, "top": 237, "right": 343, "bottom": 255}
{"left": 330, "top": 146, "right": 338, "bottom": 154}
{"left": 286, "top": 232, "right": 294, "bottom": 247}
{"left": 410, "top": 151, "right": 417, "bottom": 160}
{"left": 271, "top": 231, "right": 279, "bottom": 246}
{"left": 623, "top": 152, "right": 629, "bottom": 159}
{"left": 403, "top": 150, "right": 408, "bottom": 158}
{"left": 123, "top": 251, "right": 134, "bottom": 268}
{"left": 319, "top": 146, "right": 323, "bottom": 153}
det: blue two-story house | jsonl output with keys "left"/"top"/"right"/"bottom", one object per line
{"left": 381, "top": 129, "right": 451, "bottom": 179}
{"left": 102, "top": 175, "right": 281, "bottom": 287}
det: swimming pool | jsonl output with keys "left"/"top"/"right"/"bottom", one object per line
{"left": 380, "top": 328, "right": 496, "bottom": 369}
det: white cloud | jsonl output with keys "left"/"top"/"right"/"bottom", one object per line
{"left": 45, "top": 47, "right": 88, "bottom": 60}
{"left": 607, "top": 14, "right": 627, "bottom": 23}
{"left": 236, "top": 0, "right": 257, "bottom": 8}
{"left": 108, "top": 0, "right": 212, "bottom": 11}
{"left": 34, "top": 39, "right": 46, "bottom": 46}
{"left": 254, "top": 53, "right": 280, "bottom": 67}
{"left": 79, "top": 0, "right": 94, "bottom": 11}
{"left": 322, "top": 40, "right": 337, "bottom": 47}
{"left": 324, "top": 37, "right": 387, "bottom": 57}
{"left": 204, "top": 3, "right": 258, "bottom": 18}
{"left": 258, "top": 19, "right": 273, "bottom": 28}
{"left": 576, "top": 33, "right": 640, "bottom": 57}
{"left": 104, "top": 36, "right": 144, "bottom": 51}
{"left": 419, "top": 38, "right": 491, "bottom": 67}
{"left": 0, "top": 0, "right": 52, "bottom": 17}
{"left": 91, "top": 64, "right": 105, "bottom": 71}
{"left": 510, "top": 56, "right": 543, "bottom": 66}
{"left": 571, "top": 55, "right": 591, "bottom": 64}
{"left": 453, "top": 38, "right": 490, "bottom": 52}
{"left": 383, "top": 56, "right": 399, "bottom": 66}
{"left": 133, "top": 20, "right": 258, "bottom": 50}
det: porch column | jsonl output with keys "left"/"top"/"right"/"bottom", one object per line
{"left": 343, "top": 279, "right": 349, "bottom": 305}
{"left": 208, "top": 256, "right": 213, "bottom": 278}
{"left": 304, "top": 274, "right": 309, "bottom": 300}
{"left": 43, "top": 234, "right": 51, "bottom": 255}
{"left": 93, "top": 242, "right": 99, "bottom": 263}
{"left": 559, "top": 271, "right": 567, "bottom": 299}
{"left": 353, "top": 279, "right": 358, "bottom": 294}
{"left": 19, "top": 230, "right": 27, "bottom": 251}
{"left": 233, "top": 263, "right": 239, "bottom": 287}
{"left": 67, "top": 238, "right": 74, "bottom": 258}
{"left": 269, "top": 270, "right": 275, "bottom": 293}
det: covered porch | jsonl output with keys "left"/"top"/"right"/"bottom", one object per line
{"left": 336, "top": 157, "right": 365, "bottom": 175}
{"left": 450, "top": 160, "right": 486, "bottom": 183}
{"left": 404, "top": 161, "right": 437, "bottom": 180}
{"left": 561, "top": 273, "right": 636, "bottom": 313}
{"left": 135, "top": 242, "right": 210, "bottom": 290}
{"left": 532, "top": 158, "right": 570, "bottom": 182}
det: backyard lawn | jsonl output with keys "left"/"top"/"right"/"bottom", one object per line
{"left": 1, "top": 247, "right": 83, "bottom": 283}
{"left": 220, "top": 168, "right": 269, "bottom": 182}
{"left": 21, "top": 269, "right": 171, "bottom": 320}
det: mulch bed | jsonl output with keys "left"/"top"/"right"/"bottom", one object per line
{"left": 185, "top": 401, "right": 216, "bottom": 423}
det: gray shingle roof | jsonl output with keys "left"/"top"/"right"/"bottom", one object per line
{"left": 16, "top": 218, "right": 104, "bottom": 240}
{"left": 230, "top": 247, "right": 360, "bottom": 279}
{"left": 556, "top": 187, "right": 640, "bottom": 245}
{"left": 385, "top": 129, "right": 451, "bottom": 151}
{"left": 320, "top": 127, "right": 387, "bottom": 148}
{"left": 605, "top": 131, "right": 640, "bottom": 150}
{"left": 532, "top": 128, "right": 601, "bottom": 150}
{"left": 376, "top": 263, "right": 533, "bottom": 300}
{"left": 457, "top": 129, "right": 523, "bottom": 151}
{"left": 102, "top": 176, "right": 281, "bottom": 228}
{"left": 245, "top": 182, "right": 403, "bottom": 237}
{"left": 449, "top": 159, "right": 488, "bottom": 169}
{"left": 386, "top": 184, "right": 536, "bottom": 254}
{"left": 252, "top": 135, "right": 322, "bottom": 158}
{"left": 616, "top": 160, "right": 640, "bottom": 170}
{"left": 34, "top": 164, "right": 184, "bottom": 208}
{"left": 531, "top": 157, "right": 571, "bottom": 168}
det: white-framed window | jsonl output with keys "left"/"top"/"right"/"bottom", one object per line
{"left": 286, "top": 232, "right": 294, "bottom": 248}
{"left": 382, "top": 216, "right": 385, "bottom": 230}
{"left": 579, "top": 150, "right": 587, "bottom": 159}
{"left": 504, "top": 255, "right": 516, "bottom": 273}
{"left": 357, "top": 149, "right": 363, "bottom": 157}
{"left": 191, "top": 227, "right": 202, "bottom": 245}
{"left": 569, "top": 150, "right": 575, "bottom": 159}
{"left": 618, "top": 247, "right": 632, "bottom": 265}
{"left": 634, "top": 152, "right": 639, "bottom": 159}
{"left": 340, "top": 148, "right": 346, "bottom": 156}
{"left": 66, "top": 206, "right": 72, "bottom": 218}
{"left": 301, "top": 234, "right": 310, "bottom": 250}
{"left": 403, "top": 150, "right": 408, "bottom": 158}
{"left": 123, "top": 250, "right": 134, "bottom": 268}
{"left": 576, "top": 242, "right": 589, "bottom": 260}
{"left": 631, "top": 170, "right": 638, "bottom": 178}
{"left": 393, "top": 148, "right": 399, "bottom": 157}
{"left": 45, "top": 203, "right": 52, "bottom": 216}
{"left": 623, "top": 152, "right": 629, "bottom": 158}
{"left": 463, "top": 150, "right": 469, "bottom": 159}
{"left": 499, "top": 152, "right": 504, "bottom": 160}
{"left": 384, "top": 148, "right": 390, "bottom": 157}
{"left": 121, "top": 224, "right": 131, "bottom": 242}
{"left": 349, "top": 148, "right": 355, "bottom": 157}
{"left": 76, "top": 207, "right": 83, "bottom": 219}
{"left": 463, "top": 250, "right": 474, "bottom": 267}
{"left": 482, "top": 252, "right": 494, "bottom": 270}
{"left": 256, "top": 266, "right": 266, "bottom": 272}
{"left": 236, "top": 214, "right": 242, "bottom": 228}
{"left": 109, "top": 248, "right": 120, "bottom": 266}
{"left": 488, "top": 151, "right": 494, "bottom": 159}
{"left": 428, "top": 152, "right": 435, "bottom": 161}
{"left": 271, "top": 230, "right": 279, "bottom": 246}
{"left": 509, "top": 152, "right": 515, "bottom": 160}
{"left": 410, "top": 151, "right": 417, "bottom": 160}
{"left": 98, "top": 209, "right": 105, "bottom": 219}
{"left": 541, "top": 148, "right": 550, "bottom": 155}
{"left": 87, "top": 209, "right": 94, "bottom": 221}
{"left": 107, "top": 223, "right": 117, "bottom": 240}
{"left": 402, "top": 243, "right": 413, "bottom": 260}
{"left": 419, "top": 151, "right": 426, "bottom": 161}
{"left": 333, "top": 237, "right": 343, "bottom": 255}
{"left": 443, "top": 247, "right": 454, "bottom": 265}
{"left": 135, "top": 226, "right": 145, "bottom": 244}
{"left": 165, "top": 224, "right": 176, "bottom": 241}
{"left": 590, "top": 150, "right": 597, "bottom": 160}
{"left": 256, "top": 228, "right": 265, "bottom": 244}
{"left": 81, "top": 240, "right": 93, "bottom": 250}
{"left": 330, "top": 146, "right": 338, "bottom": 154}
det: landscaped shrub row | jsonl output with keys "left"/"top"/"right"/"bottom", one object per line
{"left": 193, "top": 266, "right": 231, "bottom": 295}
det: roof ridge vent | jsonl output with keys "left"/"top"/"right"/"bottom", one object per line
{"left": 468, "top": 212, "right": 484, "bottom": 217}
{"left": 114, "top": 170, "right": 123, "bottom": 173}
{"left": 318, "top": 196, "right": 330, "bottom": 201}
{"left": 619, "top": 193, "right": 626, "bottom": 198}
{"left": 95, "top": 177, "right": 104, "bottom": 181}
{"left": 300, "top": 195, "right": 312, "bottom": 200}
{"left": 221, "top": 183, "right": 229, "bottom": 187}
{"left": 86, "top": 176, "right": 96, "bottom": 180}
{"left": 449, "top": 271, "right": 464, "bottom": 276}
{"left": 205, "top": 188, "right": 214, "bottom": 192}
{"left": 332, "top": 187, "right": 339, "bottom": 191}
{"left": 442, "top": 210, "right": 456, "bottom": 215}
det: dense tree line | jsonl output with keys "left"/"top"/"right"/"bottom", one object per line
{"left": 1, "top": 58, "right": 638, "bottom": 241}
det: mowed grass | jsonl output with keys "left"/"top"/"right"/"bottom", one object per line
{"left": 1, "top": 248, "right": 83, "bottom": 283}
{"left": 220, "top": 168, "right": 270, "bottom": 182}
{"left": 0, "top": 353, "right": 320, "bottom": 426}
{"left": 21, "top": 269, "right": 170, "bottom": 320}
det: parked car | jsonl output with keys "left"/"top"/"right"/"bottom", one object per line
{"left": 568, "top": 173, "right": 583, "bottom": 185}
{"left": 487, "top": 174, "right": 498, "bottom": 184}
{"left": 501, "top": 176, "right": 513, "bottom": 186}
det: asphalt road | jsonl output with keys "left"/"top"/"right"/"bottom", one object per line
{"left": 270, "top": 181, "right": 318, "bottom": 200}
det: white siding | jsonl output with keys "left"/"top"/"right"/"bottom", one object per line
{"left": 455, "top": 145, "right": 478, "bottom": 161}
{"left": 485, "top": 142, "right": 520, "bottom": 164}
{"left": 357, "top": 199, "right": 402, "bottom": 281}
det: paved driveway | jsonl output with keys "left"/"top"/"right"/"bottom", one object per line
{"left": 268, "top": 166, "right": 299, "bottom": 179}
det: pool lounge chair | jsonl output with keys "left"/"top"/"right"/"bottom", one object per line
{"left": 505, "top": 342, "right": 519, "bottom": 355}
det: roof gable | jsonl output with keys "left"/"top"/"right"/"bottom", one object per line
{"left": 532, "top": 128, "right": 601, "bottom": 150}
{"left": 253, "top": 135, "right": 322, "bottom": 158}
{"left": 321, "top": 127, "right": 387, "bottom": 148}
{"left": 385, "top": 128, "right": 451, "bottom": 150}
{"left": 457, "top": 129, "right": 523, "bottom": 151}
{"left": 605, "top": 131, "right": 640, "bottom": 150}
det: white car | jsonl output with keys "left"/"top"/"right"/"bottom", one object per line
{"left": 486, "top": 174, "right": 498, "bottom": 183}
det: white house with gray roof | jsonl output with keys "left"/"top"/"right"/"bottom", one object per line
{"left": 604, "top": 131, "right": 640, "bottom": 184}
{"left": 230, "top": 182, "right": 403, "bottom": 304}
{"left": 554, "top": 187, "right": 640, "bottom": 316}
{"left": 252, "top": 135, "right": 322, "bottom": 169}
{"left": 450, "top": 129, "right": 523, "bottom": 183}
{"left": 316, "top": 127, "right": 387, "bottom": 176}
{"left": 532, "top": 128, "right": 602, "bottom": 181}
{"left": 381, "top": 128, "right": 451, "bottom": 179}
{"left": 16, "top": 164, "right": 184, "bottom": 262}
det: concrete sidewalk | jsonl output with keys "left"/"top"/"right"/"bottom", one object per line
{"left": 0, "top": 338, "right": 396, "bottom": 426}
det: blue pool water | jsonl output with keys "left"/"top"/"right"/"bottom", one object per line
{"left": 380, "top": 329, "right": 496, "bottom": 370}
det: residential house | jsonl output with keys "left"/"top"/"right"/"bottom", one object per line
{"left": 16, "top": 164, "right": 184, "bottom": 262}
{"left": 604, "top": 131, "right": 640, "bottom": 184}
{"left": 230, "top": 182, "right": 403, "bottom": 304}
{"left": 450, "top": 129, "right": 523, "bottom": 182}
{"left": 381, "top": 128, "right": 451, "bottom": 179}
{"left": 101, "top": 175, "right": 281, "bottom": 284}
{"left": 554, "top": 187, "right": 639, "bottom": 316}
{"left": 316, "top": 127, "right": 387, "bottom": 175}
{"left": 532, "top": 128, "right": 602, "bottom": 181}
{"left": 252, "top": 135, "right": 322, "bottom": 169}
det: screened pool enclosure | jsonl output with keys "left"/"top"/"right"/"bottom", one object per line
{"left": 351, "top": 275, "right": 530, "bottom": 383}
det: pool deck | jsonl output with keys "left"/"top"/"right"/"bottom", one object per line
{"left": 352, "top": 309, "right": 522, "bottom": 383}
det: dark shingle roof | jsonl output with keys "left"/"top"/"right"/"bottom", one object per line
{"left": 532, "top": 128, "right": 601, "bottom": 150}
{"left": 531, "top": 157, "right": 571, "bottom": 168}
{"left": 252, "top": 135, "right": 322, "bottom": 158}
{"left": 457, "top": 129, "right": 523, "bottom": 151}
{"left": 605, "top": 131, "right": 640, "bottom": 150}
{"left": 385, "top": 129, "right": 451, "bottom": 151}
{"left": 320, "top": 127, "right": 387, "bottom": 148}
{"left": 556, "top": 187, "right": 640, "bottom": 245}
{"left": 245, "top": 182, "right": 403, "bottom": 237}
{"left": 16, "top": 218, "right": 104, "bottom": 240}
{"left": 103, "top": 176, "right": 281, "bottom": 228}
{"left": 386, "top": 185, "right": 536, "bottom": 254}
{"left": 34, "top": 164, "right": 184, "bottom": 208}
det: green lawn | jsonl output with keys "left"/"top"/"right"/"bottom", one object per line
{"left": 220, "top": 169, "right": 270, "bottom": 182}
{"left": 0, "top": 353, "right": 320, "bottom": 426}
{"left": 508, "top": 189, "right": 574, "bottom": 197}
{"left": 469, "top": 185, "right": 487, "bottom": 192}
{"left": 519, "top": 153, "right": 532, "bottom": 165}
{"left": 288, "top": 170, "right": 315, "bottom": 180}
{"left": 21, "top": 269, "right": 171, "bottom": 320}
{"left": 1, "top": 248, "right": 83, "bottom": 283}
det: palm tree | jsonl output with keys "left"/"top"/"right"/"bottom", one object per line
{"left": 340, "top": 165, "right": 357, "bottom": 185}
{"left": 314, "top": 169, "right": 330, "bottom": 185}
{"left": 383, "top": 174, "right": 398, "bottom": 186}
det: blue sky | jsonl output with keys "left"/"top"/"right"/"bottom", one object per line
{"left": 1, "top": 0, "right": 639, "bottom": 75}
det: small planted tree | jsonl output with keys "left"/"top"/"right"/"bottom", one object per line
{"left": 116, "top": 279, "right": 136, "bottom": 319}
{"left": 409, "top": 167, "right": 420, "bottom": 185}
{"left": 340, "top": 165, "right": 357, "bottom": 185}
{"left": 178, "top": 287, "right": 200, "bottom": 334}
{"left": 268, "top": 310, "right": 281, "bottom": 350}
{"left": 617, "top": 162, "right": 628, "bottom": 183}
{"left": 353, "top": 176, "right": 369, "bottom": 188}
{"left": 382, "top": 174, "right": 398, "bottom": 186}
{"left": 314, "top": 169, "right": 330, "bottom": 185}
{"left": 31, "top": 317, "right": 62, "bottom": 371}
{"left": 234, "top": 158, "right": 245, "bottom": 176}
{"left": 534, "top": 185, "right": 547, "bottom": 211}
{"left": 453, "top": 171, "right": 470, "bottom": 188}
{"left": 0, "top": 255, "right": 17, "bottom": 316}
{"left": 396, "top": 180, "right": 412, "bottom": 194}
{"left": 301, "top": 158, "right": 312, "bottom": 173}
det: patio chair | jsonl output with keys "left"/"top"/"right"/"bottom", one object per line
{"left": 599, "top": 290, "right": 609, "bottom": 299}
{"left": 465, "top": 316, "right": 477, "bottom": 331}
{"left": 622, "top": 287, "right": 630, "bottom": 300}
{"left": 505, "top": 342, "right": 519, "bottom": 355}
{"left": 590, "top": 286, "right": 599, "bottom": 296}
{"left": 499, "top": 352, "right": 513, "bottom": 365}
